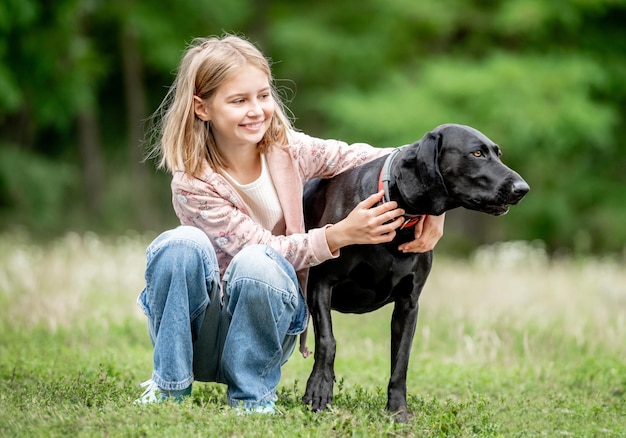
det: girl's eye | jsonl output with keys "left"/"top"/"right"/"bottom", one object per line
{"left": 472, "top": 151, "right": 484, "bottom": 158}
{"left": 259, "top": 93, "right": 270, "bottom": 100}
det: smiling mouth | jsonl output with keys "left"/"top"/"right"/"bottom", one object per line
{"left": 241, "top": 121, "right": 264, "bottom": 129}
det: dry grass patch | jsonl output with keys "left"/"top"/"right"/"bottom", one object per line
{"left": 0, "top": 231, "right": 151, "bottom": 329}
{"left": 1, "top": 234, "right": 624, "bottom": 357}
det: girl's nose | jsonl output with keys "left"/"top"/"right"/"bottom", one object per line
{"left": 247, "top": 100, "right": 263, "bottom": 117}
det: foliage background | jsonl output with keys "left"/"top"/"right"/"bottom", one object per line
{"left": 1, "top": 0, "right": 625, "bottom": 255}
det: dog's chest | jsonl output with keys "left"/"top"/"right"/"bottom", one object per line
{"left": 317, "top": 247, "right": 427, "bottom": 314}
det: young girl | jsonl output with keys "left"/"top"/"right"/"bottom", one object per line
{"left": 135, "top": 34, "right": 445, "bottom": 413}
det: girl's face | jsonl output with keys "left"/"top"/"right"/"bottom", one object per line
{"left": 196, "top": 65, "right": 274, "bottom": 152}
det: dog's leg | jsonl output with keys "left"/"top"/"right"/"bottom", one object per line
{"left": 302, "top": 282, "right": 336, "bottom": 412}
{"left": 387, "top": 294, "right": 419, "bottom": 422}
{"left": 387, "top": 259, "right": 431, "bottom": 422}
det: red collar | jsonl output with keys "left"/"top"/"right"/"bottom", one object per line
{"left": 378, "top": 148, "right": 423, "bottom": 230}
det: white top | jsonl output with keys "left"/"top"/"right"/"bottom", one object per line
{"left": 223, "top": 154, "right": 286, "bottom": 234}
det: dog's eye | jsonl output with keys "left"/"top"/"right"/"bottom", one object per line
{"left": 472, "top": 151, "right": 484, "bottom": 157}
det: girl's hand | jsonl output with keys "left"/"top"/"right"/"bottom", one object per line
{"left": 397, "top": 213, "right": 446, "bottom": 253}
{"left": 325, "top": 191, "right": 405, "bottom": 253}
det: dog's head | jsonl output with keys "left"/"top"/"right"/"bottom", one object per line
{"left": 396, "top": 124, "right": 529, "bottom": 216}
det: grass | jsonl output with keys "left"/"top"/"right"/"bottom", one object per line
{"left": 0, "top": 233, "right": 625, "bottom": 437}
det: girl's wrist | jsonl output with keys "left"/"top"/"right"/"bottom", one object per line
{"left": 325, "top": 223, "right": 347, "bottom": 254}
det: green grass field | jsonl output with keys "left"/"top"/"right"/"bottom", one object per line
{"left": 1, "top": 232, "right": 624, "bottom": 437}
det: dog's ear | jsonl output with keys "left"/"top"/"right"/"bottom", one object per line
{"left": 397, "top": 131, "right": 449, "bottom": 215}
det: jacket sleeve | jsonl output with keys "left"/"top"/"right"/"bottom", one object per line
{"left": 288, "top": 131, "right": 390, "bottom": 180}
{"left": 172, "top": 173, "right": 334, "bottom": 272}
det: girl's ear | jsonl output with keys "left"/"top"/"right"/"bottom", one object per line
{"left": 193, "top": 96, "right": 210, "bottom": 121}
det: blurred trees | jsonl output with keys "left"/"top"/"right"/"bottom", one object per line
{"left": 0, "top": 0, "right": 625, "bottom": 255}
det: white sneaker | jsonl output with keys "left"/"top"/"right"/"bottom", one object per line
{"left": 235, "top": 401, "right": 276, "bottom": 415}
{"left": 134, "top": 379, "right": 191, "bottom": 404}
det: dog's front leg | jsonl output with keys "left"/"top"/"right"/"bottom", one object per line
{"left": 302, "top": 285, "right": 336, "bottom": 412}
{"left": 387, "top": 294, "right": 420, "bottom": 422}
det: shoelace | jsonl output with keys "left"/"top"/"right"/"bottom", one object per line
{"left": 135, "top": 379, "right": 160, "bottom": 403}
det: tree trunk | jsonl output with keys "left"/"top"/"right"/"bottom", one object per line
{"left": 76, "top": 109, "right": 105, "bottom": 217}
{"left": 74, "top": 6, "right": 105, "bottom": 223}
{"left": 120, "top": 22, "right": 155, "bottom": 230}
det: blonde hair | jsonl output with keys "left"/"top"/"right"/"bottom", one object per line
{"left": 147, "top": 34, "right": 293, "bottom": 177}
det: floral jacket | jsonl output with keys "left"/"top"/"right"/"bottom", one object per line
{"left": 171, "top": 131, "right": 389, "bottom": 352}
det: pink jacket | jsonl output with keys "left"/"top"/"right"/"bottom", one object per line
{"left": 171, "top": 130, "right": 389, "bottom": 288}
{"left": 171, "top": 131, "right": 389, "bottom": 355}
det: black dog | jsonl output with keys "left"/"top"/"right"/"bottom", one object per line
{"left": 302, "top": 124, "right": 529, "bottom": 421}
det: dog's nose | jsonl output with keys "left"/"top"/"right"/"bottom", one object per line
{"left": 512, "top": 180, "right": 530, "bottom": 198}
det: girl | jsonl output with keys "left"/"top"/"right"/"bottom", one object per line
{"left": 135, "top": 34, "right": 445, "bottom": 414}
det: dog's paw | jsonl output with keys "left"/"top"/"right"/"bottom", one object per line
{"left": 386, "top": 404, "right": 413, "bottom": 423}
{"left": 302, "top": 389, "right": 333, "bottom": 412}
{"left": 302, "top": 377, "right": 334, "bottom": 412}
{"left": 392, "top": 407, "right": 414, "bottom": 423}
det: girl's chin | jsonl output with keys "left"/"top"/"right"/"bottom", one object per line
{"left": 240, "top": 127, "right": 268, "bottom": 141}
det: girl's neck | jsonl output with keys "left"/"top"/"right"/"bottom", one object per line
{"left": 220, "top": 146, "right": 262, "bottom": 185}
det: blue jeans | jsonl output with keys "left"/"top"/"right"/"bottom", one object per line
{"left": 137, "top": 226, "right": 308, "bottom": 408}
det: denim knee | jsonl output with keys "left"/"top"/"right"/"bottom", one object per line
{"left": 223, "top": 244, "right": 307, "bottom": 335}
{"left": 225, "top": 245, "right": 298, "bottom": 297}
{"left": 147, "top": 226, "right": 213, "bottom": 256}
{"left": 139, "top": 226, "right": 220, "bottom": 326}
{"left": 147, "top": 226, "right": 218, "bottom": 277}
